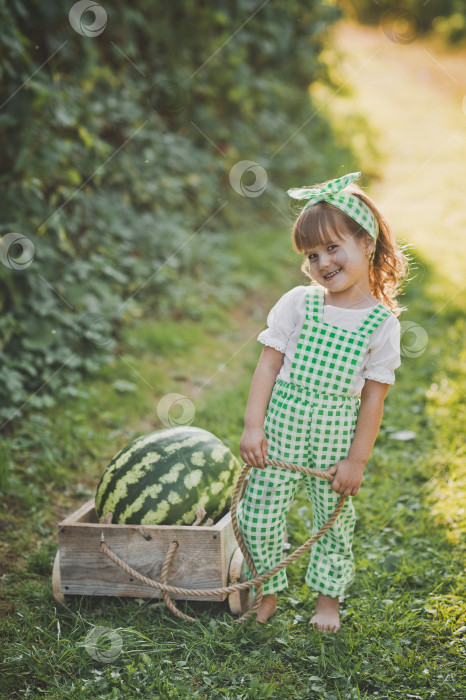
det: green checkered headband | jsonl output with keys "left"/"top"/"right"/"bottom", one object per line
{"left": 287, "top": 171, "right": 378, "bottom": 263}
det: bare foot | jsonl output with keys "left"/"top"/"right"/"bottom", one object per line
{"left": 309, "top": 594, "right": 340, "bottom": 633}
{"left": 255, "top": 593, "right": 277, "bottom": 623}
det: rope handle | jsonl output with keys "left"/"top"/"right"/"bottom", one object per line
{"left": 98, "top": 457, "right": 343, "bottom": 622}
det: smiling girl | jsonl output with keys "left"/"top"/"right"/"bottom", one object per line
{"left": 237, "top": 172, "right": 409, "bottom": 631}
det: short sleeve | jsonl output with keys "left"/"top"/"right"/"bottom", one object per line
{"left": 257, "top": 287, "right": 301, "bottom": 354}
{"left": 362, "top": 315, "right": 401, "bottom": 385}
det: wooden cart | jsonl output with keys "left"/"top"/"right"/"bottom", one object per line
{"left": 52, "top": 498, "right": 255, "bottom": 616}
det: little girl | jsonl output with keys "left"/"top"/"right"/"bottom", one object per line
{"left": 237, "top": 171, "right": 409, "bottom": 632}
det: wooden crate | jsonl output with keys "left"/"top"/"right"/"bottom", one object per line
{"left": 53, "top": 498, "right": 252, "bottom": 613}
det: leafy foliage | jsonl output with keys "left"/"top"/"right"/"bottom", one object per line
{"left": 0, "top": 0, "right": 358, "bottom": 425}
{"left": 345, "top": 0, "right": 466, "bottom": 44}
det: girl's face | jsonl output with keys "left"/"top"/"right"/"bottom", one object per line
{"left": 304, "top": 229, "right": 374, "bottom": 290}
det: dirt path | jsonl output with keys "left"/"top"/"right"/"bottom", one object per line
{"left": 329, "top": 21, "right": 466, "bottom": 292}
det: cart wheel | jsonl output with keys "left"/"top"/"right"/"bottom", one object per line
{"left": 228, "top": 548, "right": 254, "bottom": 616}
{"left": 52, "top": 551, "right": 66, "bottom": 605}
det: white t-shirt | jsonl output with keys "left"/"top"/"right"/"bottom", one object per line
{"left": 257, "top": 285, "right": 401, "bottom": 396}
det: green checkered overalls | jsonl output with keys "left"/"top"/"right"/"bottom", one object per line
{"left": 238, "top": 284, "right": 391, "bottom": 597}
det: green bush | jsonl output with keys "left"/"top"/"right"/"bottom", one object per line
{"left": 432, "top": 12, "right": 466, "bottom": 44}
{"left": 0, "top": 0, "right": 359, "bottom": 425}
{"left": 345, "top": 0, "right": 466, "bottom": 44}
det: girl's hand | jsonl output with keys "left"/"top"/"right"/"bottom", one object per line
{"left": 325, "top": 458, "right": 366, "bottom": 497}
{"left": 239, "top": 427, "right": 268, "bottom": 469}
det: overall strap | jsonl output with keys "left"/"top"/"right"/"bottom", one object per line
{"left": 355, "top": 304, "right": 392, "bottom": 335}
{"left": 305, "top": 285, "right": 322, "bottom": 323}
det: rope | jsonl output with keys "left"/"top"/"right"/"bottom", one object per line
{"left": 98, "top": 457, "right": 345, "bottom": 622}
{"left": 160, "top": 541, "right": 196, "bottom": 622}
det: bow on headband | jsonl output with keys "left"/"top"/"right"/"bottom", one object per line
{"left": 287, "top": 171, "right": 378, "bottom": 263}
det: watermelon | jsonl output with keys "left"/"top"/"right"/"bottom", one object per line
{"left": 95, "top": 426, "right": 242, "bottom": 526}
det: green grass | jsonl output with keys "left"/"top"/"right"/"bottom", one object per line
{"left": 1, "top": 23, "right": 466, "bottom": 700}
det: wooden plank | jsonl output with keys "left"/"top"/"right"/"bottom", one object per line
{"left": 58, "top": 522, "right": 229, "bottom": 601}
{"left": 60, "top": 500, "right": 233, "bottom": 532}
{"left": 211, "top": 510, "right": 230, "bottom": 531}
{"left": 59, "top": 498, "right": 95, "bottom": 526}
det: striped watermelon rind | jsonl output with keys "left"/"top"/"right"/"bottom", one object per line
{"left": 95, "top": 426, "right": 242, "bottom": 526}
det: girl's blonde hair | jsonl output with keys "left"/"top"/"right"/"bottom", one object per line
{"left": 290, "top": 180, "right": 410, "bottom": 316}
